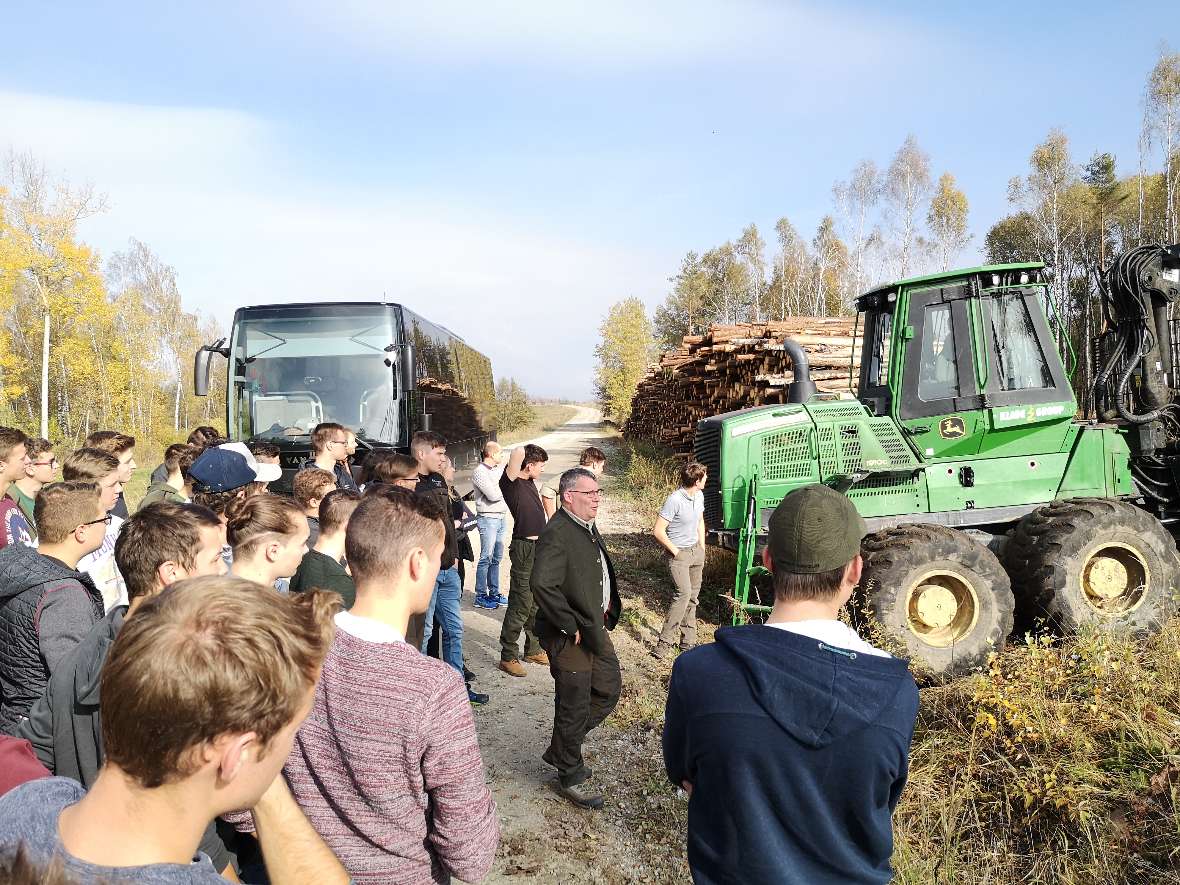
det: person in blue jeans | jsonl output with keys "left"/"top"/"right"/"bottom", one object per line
{"left": 471, "top": 442, "right": 509, "bottom": 609}
{"left": 413, "top": 431, "right": 489, "bottom": 705}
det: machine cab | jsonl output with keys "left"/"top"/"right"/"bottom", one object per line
{"left": 855, "top": 264, "right": 1076, "bottom": 463}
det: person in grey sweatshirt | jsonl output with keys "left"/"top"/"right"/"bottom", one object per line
{"left": 471, "top": 441, "right": 509, "bottom": 609}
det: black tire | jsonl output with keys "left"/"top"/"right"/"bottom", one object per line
{"left": 858, "top": 524, "right": 1014, "bottom": 680}
{"left": 1002, "top": 498, "right": 1180, "bottom": 634}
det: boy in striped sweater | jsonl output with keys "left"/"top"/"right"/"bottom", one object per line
{"left": 283, "top": 485, "right": 499, "bottom": 883}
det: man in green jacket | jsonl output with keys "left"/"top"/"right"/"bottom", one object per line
{"left": 532, "top": 467, "right": 622, "bottom": 809}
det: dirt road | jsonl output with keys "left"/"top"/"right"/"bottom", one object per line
{"left": 457, "top": 408, "right": 693, "bottom": 884}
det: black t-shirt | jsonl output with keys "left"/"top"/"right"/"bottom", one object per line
{"left": 416, "top": 472, "right": 457, "bottom": 569}
{"left": 499, "top": 472, "right": 546, "bottom": 539}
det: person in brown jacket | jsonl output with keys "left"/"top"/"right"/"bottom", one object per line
{"left": 531, "top": 467, "right": 622, "bottom": 809}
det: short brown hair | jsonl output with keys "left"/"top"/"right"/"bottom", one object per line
{"left": 62, "top": 448, "right": 120, "bottom": 483}
{"left": 292, "top": 468, "right": 336, "bottom": 509}
{"left": 247, "top": 440, "right": 280, "bottom": 460}
{"left": 365, "top": 453, "right": 418, "bottom": 487}
{"left": 186, "top": 426, "right": 221, "bottom": 449}
{"left": 772, "top": 565, "right": 847, "bottom": 603}
{"left": 410, "top": 431, "right": 446, "bottom": 459}
{"left": 85, "top": 430, "right": 136, "bottom": 455}
{"left": 311, "top": 422, "right": 347, "bottom": 454}
{"left": 319, "top": 488, "right": 362, "bottom": 536}
{"left": 346, "top": 485, "right": 444, "bottom": 583}
{"left": 100, "top": 576, "right": 339, "bottom": 788}
{"left": 0, "top": 427, "right": 28, "bottom": 463}
{"left": 680, "top": 461, "right": 707, "bottom": 488}
{"left": 23, "top": 437, "right": 53, "bottom": 460}
{"left": 177, "top": 446, "right": 201, "bottom": 483}
{"left": 192, "top": 486, "right": 245, "bottom": 517}
{"left": 116, "top": 502, "right": 221, "bottom": 601}
{"left": 163, "top": 443, "right": 193, "bottom": 474}
{"left": 34, "top": 481, "right": 101, "bottom": 544}
{"left": 225, "top": 493, "right": 305, "bottom": 557}
{"left": 521, "top": 444, "right": 547, "bottom": 469}
{"left": 579, "top": 446, "right": 606, "bottom": 467}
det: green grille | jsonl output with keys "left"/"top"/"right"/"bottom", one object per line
{"left": 761, "top": 427, "right": 814, "bottom": 482}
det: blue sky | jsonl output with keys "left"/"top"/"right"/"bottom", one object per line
{"left": 1, "top": 2, "right": 1176, "bottom": 399}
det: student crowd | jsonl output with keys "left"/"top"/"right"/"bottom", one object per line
{"left": 0, "top": 420, "right": 919, "bottom": 885}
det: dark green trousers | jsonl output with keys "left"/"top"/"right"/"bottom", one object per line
{"left": 499, "top": 538, "right": 541, "bottom": 661}
{"left": 540, "top": 630, "right": 621, "bottom": 787}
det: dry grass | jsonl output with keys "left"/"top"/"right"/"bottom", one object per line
{"left": 497, "top": 403, "right": 578, "bottom": 446}
{"left": 894, "top": 624, "right": 1180, "bottom": 884}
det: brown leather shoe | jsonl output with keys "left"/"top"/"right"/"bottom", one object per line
{"left": 523, "top": 651, "right": 550, "bottom": 666}
{"left": 558, "top": 781, "right": 604, "bottom": 810}
{"left": 498, "top": 659, "right": 527, "bottom": 678}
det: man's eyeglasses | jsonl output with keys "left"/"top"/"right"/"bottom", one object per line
{"left": 32, "top": 459, "right": 58, "bottom": 468}
{"left": 80, "top": 514, "right": 113, "bottom": 528}
{"left": 570, "top": 489, "right": 603, "bottom": 498}
{"left": 328, "top": 439, "right": 347, "bottom": 448}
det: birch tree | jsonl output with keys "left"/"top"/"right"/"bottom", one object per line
{"left": 927, "top": 172, "right": 972, "bottom": 270}
{"left": 833, "top": 159, "right": 881, "bottom": 301}
{"left": 884, "top": 135, "right": 933, "bottom": 279}
{"left": 1145, "top": 49, "right": 1180, "bottom": 242}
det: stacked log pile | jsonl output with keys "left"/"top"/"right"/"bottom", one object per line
{"left": 625, "top": 317, "right": 859, "bottom": 452}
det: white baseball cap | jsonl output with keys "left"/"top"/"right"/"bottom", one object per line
{"left": 218, "top": 442, "right": 283, "bottom": 483}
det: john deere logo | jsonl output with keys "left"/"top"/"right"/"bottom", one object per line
{"left": 939, "top": 417, "right": 966, "bottom": 439}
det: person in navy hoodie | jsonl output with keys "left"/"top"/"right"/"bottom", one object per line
{"left": 662, "top": 483, "right": 919, "bottom": 885}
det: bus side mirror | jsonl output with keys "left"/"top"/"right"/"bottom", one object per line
{"left": 194, "top": 339, "right": 227, "bottom": 397}
{"left": 194, "top": 349, "right": 211, "bottom": 397}
{"left": 400, "top": 343, "right": 416, "bottom": 388}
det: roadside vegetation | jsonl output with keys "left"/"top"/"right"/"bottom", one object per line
{"left": 602, "top": 437, "right": 1180, "bottom": 885}
{"left": 496, "top": 402, "right": 578, "bottom": 446}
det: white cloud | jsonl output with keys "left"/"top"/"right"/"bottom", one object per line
{"left": 0, "top": 89, "right": 665, "bottom": 399}
{"left": 295, "top": 0, "right": 929, "bottom": 71}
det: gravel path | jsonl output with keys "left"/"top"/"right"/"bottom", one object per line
{"left": 457, "top": 408, "right": 692, "bottom": 884}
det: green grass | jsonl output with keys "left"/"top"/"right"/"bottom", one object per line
{"left": 123, "top": 466, "right": 155, "bottom": 511}
{"left": 497, "top": 403, "right": 578, "bottom": 445}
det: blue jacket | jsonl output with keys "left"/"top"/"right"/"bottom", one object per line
{"left": 663, "top": 625, "right": 919, "bottom": 885}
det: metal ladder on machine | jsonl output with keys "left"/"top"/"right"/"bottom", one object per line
{"left": 731, "top": 471, "right": 772, "bottom": 625}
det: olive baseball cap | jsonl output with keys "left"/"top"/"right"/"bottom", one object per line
{"left": 767, "top": 483, "right": 866, "bottom": 574}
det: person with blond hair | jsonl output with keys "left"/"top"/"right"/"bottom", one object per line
{"left": 84, "top": 431, "right": 137, "bottom": 520}
{"left": 303, "top": 422, "right": 358, "bottom": 493}
{"left": 0, "top": 576, "right": 350, "bottom": 883}
{"left": 63, "top": 448, "right": 126, "bottom": 610}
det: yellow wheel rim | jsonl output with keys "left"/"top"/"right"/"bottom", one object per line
{"left": 905, "top": 569, "right": 980, "bottom": 648}
{"left": 1079, "top": 542, "right": 1148, "bottom": 615}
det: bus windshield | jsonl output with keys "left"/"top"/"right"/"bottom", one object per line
{"left": 228, "top": 306, "right": 401, "bottom": 445}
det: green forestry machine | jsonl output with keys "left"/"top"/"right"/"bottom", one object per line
{"left": 695, "top": 244, "right": 1180, "bottom": 678}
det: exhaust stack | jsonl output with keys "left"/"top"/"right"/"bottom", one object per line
{"left": 782, "top": 338, "right": 818, "bottom": 405}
